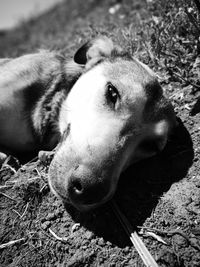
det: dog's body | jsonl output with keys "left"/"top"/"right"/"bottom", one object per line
{"left": 0, "top": 37, "right": 176, "bottom": 211}
{"left": 0, "top": 51, "right": 83, "bottom": 155}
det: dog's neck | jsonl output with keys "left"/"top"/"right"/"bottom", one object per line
{"left": 32, "top": 60, "right": 84, "bottom": 150}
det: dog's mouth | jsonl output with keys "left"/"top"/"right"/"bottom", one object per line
{"left": 63, "top": 197, "right": 111, "bottom": 212}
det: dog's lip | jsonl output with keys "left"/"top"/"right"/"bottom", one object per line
{"left": 67, "top": 190, "right": 115, "bottom": 211}
{"left": 54, "top": 186, "right": 114, "bottom": 211}
{"left": 66, "top": 201, "right": 100, "bottom": 212}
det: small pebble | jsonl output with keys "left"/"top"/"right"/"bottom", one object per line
{"left": 38, "top": 150, "right": 55, "bottom": 165}
{"left": 46, "top": 213, "right": 56, "bottom": 221}
{"left": 71, "top": 223, "right": 80, "bottom": 232}
{"left": 85, "top": 231, "right": 94, "bottom": 240}
{"left": 98, "top": 237, "right": 104, "bottom": 246}
{"left": 41, "top": 221, "right": 51, "bottom": 230}
{"left": 124, "top": 246, "right": 130, "bottom": 253}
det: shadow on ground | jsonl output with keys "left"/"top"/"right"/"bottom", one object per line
{"left": 65, "top": 117, "right": 194, "bottom": 247}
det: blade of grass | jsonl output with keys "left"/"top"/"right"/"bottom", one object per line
{"left": 110, "top": 200, "right": 158, "bottom": 267}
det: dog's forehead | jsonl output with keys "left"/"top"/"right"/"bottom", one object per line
{"left": 103, "top": 58, "right": 156, "bottom": 86}
{"left": 100, "top": 58, "right": 162, "bottom": 108}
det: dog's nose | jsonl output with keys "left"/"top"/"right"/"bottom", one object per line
{"left": 153, "top": 120, "right": 170, "bottom": 151}
{"left": 68, "top": 174, "right": 109, "bottom": 207}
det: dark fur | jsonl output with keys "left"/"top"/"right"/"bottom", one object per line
{"left": 32, "top": 61, "right": 84, "bottom": 149}
{"left": 0, "top": 50, "right": 84, "bottom": 156}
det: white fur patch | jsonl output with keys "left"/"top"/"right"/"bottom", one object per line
{"left": 59, "top": 65, "right": 126, "bottom": 160}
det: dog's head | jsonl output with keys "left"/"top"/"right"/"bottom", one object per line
{"left": 49, "top": 36, "right": 176, "bottom": 211}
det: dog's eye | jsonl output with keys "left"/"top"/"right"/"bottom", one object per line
{"left": 105, "top": 83, "right": 120, "bottom": 108}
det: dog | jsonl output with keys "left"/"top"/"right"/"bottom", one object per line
{"left": 0, "top": 36, "right": 176, "bottom": 211}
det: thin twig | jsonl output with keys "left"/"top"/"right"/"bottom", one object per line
{"left": 0, "top": 185, "right": 13, "bottom": 191}
{"left": 34, "top": 168, "right": 41, "bottom": 178}
{"left": 145, "top": 231, "right": 167, "bottom": 245}
{"left": 12, "top": 202, "right": 29, "bottom": 219}
{"left": 193, "top": 0, "right": 200, "bottom": 15}
{"left": 40, "top": 184, "right": 49, "bottom": 193}
{"left": 0, "top": 192, "right": 16, "bottom": 201}
{"left": 170, "top": 70, "right": 200, "bottom": 89}
{"left": 34, "top": 168, "right": 47, "bottom": 184}
{"left": 138, "top": 226, "right": 200, "bottom": 251}
{"left": 1, "top": 164, "right": 17, "bottom": 174}
{"left": 184, "top": 7, "right": 200, "bottom": 34}
{"left": 21, "top": 202, "right": 29, "bottom": 219}
{"left": 12, "top": 209, "right": 22, "bottom": 218}
{"left": 48, "top": 228, "right": 69, "bottom": 242}
{"left": 0, "top": 238, "right": 25, "bottom": 250}
{"left": 111, "top": 200, "right": 158, "bottom": 267}
{"left": 21, "top": 156, "right": 38, "bottom": 167}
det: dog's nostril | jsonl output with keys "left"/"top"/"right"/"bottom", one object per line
{"left": 72, "top": 180, "right": 83, "bottom": 194}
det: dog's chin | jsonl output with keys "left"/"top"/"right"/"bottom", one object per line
{"left": 52, "top": 190, "right": 106, "bottom": 212}
{"left": 66, "top": 201, "right": 102, "bottom": 212}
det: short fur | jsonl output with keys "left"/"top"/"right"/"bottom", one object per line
{"left": 0, "top": 36, "right": 176, "bottom": 211}
{"left": 0, "top": 51, "right": 84, "bottom": 154}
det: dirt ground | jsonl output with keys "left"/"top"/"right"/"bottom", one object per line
{"left": 0, "top": 0, "right": 200, "bottom": 266}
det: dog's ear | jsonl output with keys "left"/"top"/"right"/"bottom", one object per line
{"left": 74, "top": 36, "right": 122, "bottom": 65}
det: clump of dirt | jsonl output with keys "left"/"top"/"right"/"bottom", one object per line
{"left": 0, "top": 0, "right": 200, "bottom": 266}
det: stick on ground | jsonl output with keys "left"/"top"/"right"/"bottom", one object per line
{"left": 110, "top": 200, "right": 158, "bottom": 267}
{"left": 0, "top": 238, "right": 25, "bottom": 250}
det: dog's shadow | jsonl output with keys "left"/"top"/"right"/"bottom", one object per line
{"left": 65, "top": 118, "right": 194, "bottom": 247}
